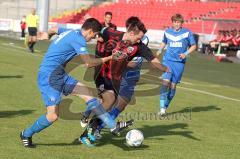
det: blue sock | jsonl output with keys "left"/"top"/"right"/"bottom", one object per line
{"left": 23, "top": 115, "right": 52, "bottom": 137}
{"left": 82, "top": 99, "right": 95, "bottom": 117}
{"left": 98, "top": 107, "right": 121, "bottom": 130}
{"left": 165, "top": 88, "right": 176, "bottom": 108}
{"left": 160, "top": 84, "right": 169, "bottom": 109}
{"left": 83, "top": 110, "right": 91, "bottom": 118}
{"left": 86, "top": 98, "right": 116, "bottom": 129}
{"left": 109, "top": 107, "right": 121, "bottom": 120}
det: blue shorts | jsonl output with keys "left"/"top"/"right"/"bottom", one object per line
{"left": 162, "top": 60, "right": 185, "bottom": 84}
{"left": 37, "top": 71, "right": 78, "bottom": 106}
{"left": 118, "top": 70, "right": 140, "bottom": 102}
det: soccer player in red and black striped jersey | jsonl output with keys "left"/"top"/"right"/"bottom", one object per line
{"left": 94, "top": 11, "right": 118, "bottom": 110}
{"left": 94, "top": 18, "right": 168, "bottom": 109}
{"left": 79, "top": 17, "right": 169, "bottom": 142}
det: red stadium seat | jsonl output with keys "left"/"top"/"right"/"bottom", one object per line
{"left": 49, "top": 1, "right": 240, "bottom": 33}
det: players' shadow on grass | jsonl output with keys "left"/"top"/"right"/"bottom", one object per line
{"left": 37, "top": 139, "right": 80, "bottom": 147}
{"left": 167, "top": 105, "right": 221, "bottom": 116}
{"left": 96, "top": 123, "right": 200, "bottom": 150}
{"left": 0, "top": 75, "right": 23, "bottom": 79}
{"left": 0, "top": 110, "right": 35, "bottom": 118}
{"left": 95, "top": 133, "right": 150, "bottom": 151}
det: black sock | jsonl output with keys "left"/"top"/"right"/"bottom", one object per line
{"left": 28, "top": 41, "right": 32, "bottom": 48}
{"left": 30, "top": 42, "right": 36, "bottom": 49}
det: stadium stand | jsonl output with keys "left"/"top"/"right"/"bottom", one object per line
{"left": 0, "top": 0, "right": 93, "bottom": 19}
{"left": 50, "top": 0, "right": 240, "bottom": 34}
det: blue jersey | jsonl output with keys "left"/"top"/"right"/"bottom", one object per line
{"left": 162, "top": 27, "right": 196, "bottom": 63}
{"left": 123, "top": 56, "right": 143, "bottom": 80}
{"left": 122, "top": 35, "right": 148, "bottom": 80}
{"left": 119, "top": 56, "right": 143, "bottom": 102}
{"left": 39, "top": 28, "right": 88, "bottom": 73}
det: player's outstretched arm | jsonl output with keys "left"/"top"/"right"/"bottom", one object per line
{"left": 37, "top": 32, "right": 49, "bottom": 40}
{"left": 150, "top": 57, "right": 169, "bottom": 72}
{"left": 36, "top": 26, "right": 59, "bottom": 40}
{"left": 80, "top": 54, "right": 112, "bottom": 67}
{"left": 156, "top": 42, "right": 166, "bottom": 56}
{"left": 48, "top": 26, "right": 58, "bottom": 35}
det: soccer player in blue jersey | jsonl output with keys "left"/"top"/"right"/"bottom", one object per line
{"left": 20, "top": 18, "right": 130, "bottom": 148}
{"left": 157, "top": 14, "right": 196, "bottom": 115}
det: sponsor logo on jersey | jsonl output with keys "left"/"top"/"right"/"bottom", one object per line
{"left": 170, "top": 41, "right": 183, "bottom": 47}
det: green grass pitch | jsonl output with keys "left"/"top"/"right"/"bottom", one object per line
{"left": 0, "top": 36, "right": 240, "bottom": 159}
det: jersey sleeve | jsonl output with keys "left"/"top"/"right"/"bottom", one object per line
{"left": 71, "top": 36, "right": 88, "bottom": 55}
{"left": 58, "top": 27, "right": 72, "bottom": 34}
{"left": 188, "top": 31, "right": 196, "bottom": 45}
{"left": 100, "top": 27, "right": 110, "bottom": 41}
{"left": 162, "top": 32, "right": 167, "bottom": 44}
{"left": 131, "top": 56, "right": 143, "bottom": 67}
{"left": 138, "top": 44, "right": 155, "bottom": 61}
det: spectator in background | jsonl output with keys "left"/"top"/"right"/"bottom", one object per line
{"left": 26, "top": 8, "right": 39, "bottom": 53}
{"left": 209, "top": 30, "right": 224, "bottom": 49}
{"left": 230, "top": 29, "right": 240, "bottom": 50}
{"left": 235, "top": 30, "right": 240, "bottom": 45}
{"left": 201, "top": 31, "right": 223, "bottom": 55}
{"left": 101, "top": 11, "right": 117, "bottom": 30}
{"left": 222, "top": 30, "right": 234, "bottom": 46}
{"left": 20, "top": 15, "right": 26, "bottom": 40}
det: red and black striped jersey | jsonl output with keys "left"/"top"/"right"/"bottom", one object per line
{"left": 95, "top": 27, "right": 155, "bottom": 84}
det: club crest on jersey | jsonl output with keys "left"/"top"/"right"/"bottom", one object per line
{"left": 127, "top": 46, "right": 134, "bottom": 53}
{"left": 170, "top": 41, "right": 182, "bottom": 47}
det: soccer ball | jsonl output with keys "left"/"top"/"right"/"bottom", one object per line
{"left": 126, "top": 129, "right": 144, "bottom": 147}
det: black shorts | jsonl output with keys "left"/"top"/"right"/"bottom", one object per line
{"left": 95, "top": 76, "right": 117, "bottom": 95}
{"left": 28, "top": 27, "right": 37, "bottom": 36}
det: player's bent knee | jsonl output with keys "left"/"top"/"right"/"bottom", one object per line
{"left": 46, "top": 113, "right": 58, "bottom": 122}
{"left": 102, "top": 98, "right": 115, "bottom": 110}
{"left": 170, "top": 83, "right": 176, "bottom": 89}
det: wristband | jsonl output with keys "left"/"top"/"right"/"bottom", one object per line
{"left": 184, "top": 50, "right": 190, "bottom": 56}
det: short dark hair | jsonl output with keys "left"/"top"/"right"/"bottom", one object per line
{"left": 126, "top": 17, "right": 147, "bottom": 34}
{"left": 171, "top": 14, "right": 184, "bottom": 23}
{"left": 82, "top": 18, "right": 102, "bottom": 33}
{"left": 125, "top": 16, "right": 140, "bottom": 28}
{"left": 105, "top": 11, "right": 112, "bottom": 16}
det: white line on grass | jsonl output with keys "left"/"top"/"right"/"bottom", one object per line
{"left": 141, "top": 77, "right": 240, "bottom": 102}
{"left": 1, "top": 42, "right": 41, "bottom": 52}
{"left": 156, "top": 74, "right": 220, "bottom": 87}
{"left": 178, "top": 86, "right": 240, "bottom": 102}
{"left": 2, "top": 42, "right": 240, "bottom": 102}
{"left": 0, "top": 43, "right": 41, "bottom": 57}
{"left": 180, "top": 81, "right": 194, "bottom": 85}
{"left": 0, "top": 42, "right": 85, "bottom": 67}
